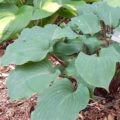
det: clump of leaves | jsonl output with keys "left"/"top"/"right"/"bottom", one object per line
{"left": 1, "top": 1, "right": 120, "bottom": 120}
{"left": 0, "top": 0, "right": 85, "bottom": 43}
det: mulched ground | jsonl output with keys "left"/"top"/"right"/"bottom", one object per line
{"left": 0, "top": 65, "right": 37, "bottom": 120}
{"left": 1, "top": 44, "right": 120, "bottom": 120}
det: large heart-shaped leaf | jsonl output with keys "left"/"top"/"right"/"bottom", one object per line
{"left": 75, "top": 51, "right": 116, "bottom": 90}
{"left": 7, "top": 60, "right": 59, "bottom": 100}
{"left": 0, "top": 4, "right": 33, "bottom": 42}
{"left": 69, "top": 13, "right": 101, "bottom": 34}
{"left": 1, "top": 25, "right": 65, "bottom": 65}
{"left": 32, "top": 79, "right": 89, "bottom": 120}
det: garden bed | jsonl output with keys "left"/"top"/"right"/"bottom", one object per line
{"left": 0, "top": 47, "right": 120, "bottom": 120}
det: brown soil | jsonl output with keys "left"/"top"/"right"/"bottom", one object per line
{"left": 0, "top": 65, "right": 37, "bottom": 120}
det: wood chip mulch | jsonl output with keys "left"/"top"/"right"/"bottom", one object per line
{"left": 0, "top": 65, "right": 37, "bottom": 120}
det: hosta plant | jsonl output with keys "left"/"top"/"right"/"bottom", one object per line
{"left": 0, "top": 0, "right": 85, "bottom": 43}
{"left": 1, "top": 1, "right": 120, "bottom": 120}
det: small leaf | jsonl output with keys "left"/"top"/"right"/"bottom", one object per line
{"left": 7, "top": 60, "right": 59, "bottom": 100}
{"left": 69, "top": 13, "right": 101, "bottom": 34}
{"left": 32, "top": 79, "right": 89, "bottom": 120}
{"left": 54, "top": 38, "right": 83, "bottom": 56}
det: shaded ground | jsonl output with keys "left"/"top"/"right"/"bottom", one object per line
{"left": 1, "top": 47, "right": 120, "bottom": 120}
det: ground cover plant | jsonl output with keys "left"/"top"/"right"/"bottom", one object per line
{"left": 1, "top": 0, "right": 120, "bottom": 120}
{"left": 0, "top": 0, "right": 87, "bottom": 43}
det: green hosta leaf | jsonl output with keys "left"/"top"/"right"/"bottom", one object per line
{"left": 100, "top": 46, "right": 120, "bottom": 62}
{"left": 32, "top": 0, "right": 82, "bottom": 20}
{"left": 66, "top": 60, "right": 94, "bottom": 90}
{"left": 61, "top": 0, "right": 84, "bottom": 14}
{"left": 114, "top": 25, "right": 120, "bottom": 32}
{"left": 1, "top": 25, "right": 65, "bottom": 65}
{"left": 65, "top": 59, "right": 83, "bottom": 83}
{"left": 94, "top": 2, "right": 120, "bottom": 27}
{"left": 0, "top": 0, "right": 4, "bottom": 2}
{"left": 7, "top": 60, "right": 59, "bottom": 100}
{"left": 62, "top": 27, "right": 78, "bottom": 39}
{"left": 32, "top": 79, "right": 89, "bottom": 120}
{"left": 54, "top": 37, "right": 83, "bottom": 56}
{"left": 0, "top": 0, "right": 18, "bottom": 3}
{"left": 83, "top": 37, "right": 102, "bottom": 54}
{"left": 43, "top": 24, "right": 65, "bottom": 43}
{"left": 77, "top": 2, "right": 94, "bottom": 15}
{"left": 65, "top": 59, "right": 77, "bottom": 76}
{"left": 69, "top": 13, "right": 101, "bottom": 34}
{"left": 54, "top": 42, "right": 82, "bottom": 56}
{"left": 57, "top": 1, "right": 84, "bottom": 17}
{"left": 0, "top": 4, "right": 33, "bottom": 42}
{"left": 75, "top": 52, "right": 116, "bottom": 90}
{"left": 111, "top": 43, "right": 120, "bottom": 53}
{"left": 104, "top": 0, "right": 120, "bottom": 7}
{"left": 32, "top": 0, "right": 61, "bottom": 20}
